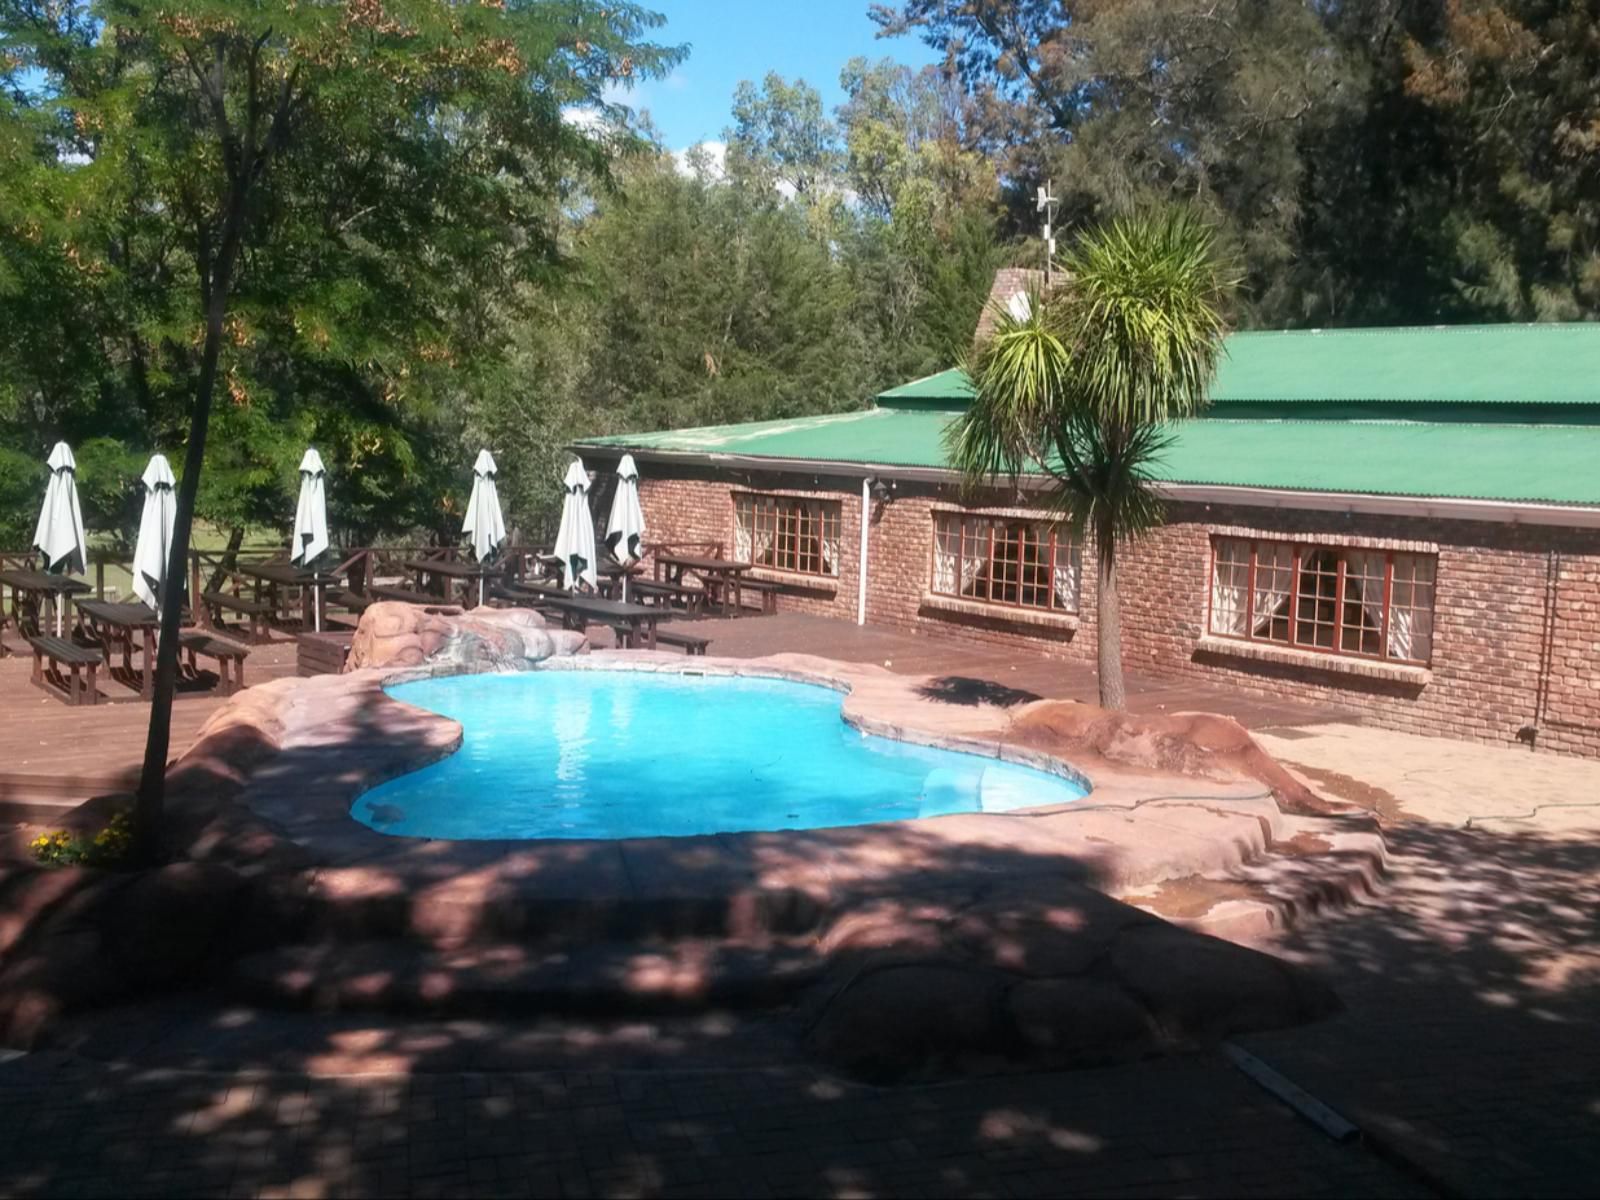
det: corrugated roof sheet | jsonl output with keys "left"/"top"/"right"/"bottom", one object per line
{"left": 874, "top": 323, "right": 1600, "bottom": 406}
{"left": 579, "top": 408, "right": 1600, "bottom": 506}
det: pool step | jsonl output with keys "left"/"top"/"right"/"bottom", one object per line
{"left": 1117, "top": 814, "right": 1389, "bottom": 942}
{"left": 277, "top": 868, "right": 830, "bottom": 949}
{"left": 228, "top": 936, "right": 827, "bottom": 1017}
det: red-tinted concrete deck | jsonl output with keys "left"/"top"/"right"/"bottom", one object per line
{"left": 651, "top": 612, "right": 1353, "bottom": 731}
{"left": 0, "top": 612, "right": 1345, "bottom": 823}
{"left": 0, "top": 631, "right": 299, "bottom": 819}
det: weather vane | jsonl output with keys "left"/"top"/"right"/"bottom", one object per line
{"left": 1036, "top": 181, "right": 1058, "bottom": 285}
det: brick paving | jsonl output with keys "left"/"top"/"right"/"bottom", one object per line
{"left": 0, "top": 1053, "right": 1424, "bottom": 1199}
{"left": 2, "top": 623, "right": 1597, "bottom": 1197}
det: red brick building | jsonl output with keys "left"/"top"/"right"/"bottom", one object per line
{"left": 579, "top": 318, "right": 1600, "bottom": 758}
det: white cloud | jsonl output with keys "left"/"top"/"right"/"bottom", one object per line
{"left": 673, "top": 140, "right": 727, "bottom": 180}
{"left": 560, "top": 106, "right": 609, "bottom": 135}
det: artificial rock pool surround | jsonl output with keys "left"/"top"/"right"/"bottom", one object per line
{"left": 0, "top": 605, "right": 1388, "bottom": 1079}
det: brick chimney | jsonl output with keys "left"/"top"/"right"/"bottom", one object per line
{"left": 974, "top": 267, "right": 1051, "bottom": 342}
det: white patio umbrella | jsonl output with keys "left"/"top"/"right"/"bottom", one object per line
{"left": 290, "top": 448, "right": 329, "bottom": 566}
{"left": 291, "top": 448, "right": 330, "bottom": 630}
{"left": 604, "top": 454, "right": 646, "bottom": 602}
{"left": 132, "top": 453, "right": 176, "bottom": 611}
{"left": 32, "top": 441, "right": 88, "bottom": 635}
{"left": 554, "top": 458, "right": 598, "bottom": 592}
{"left": 462, "top": 449, "right": 507, "bottom": 606}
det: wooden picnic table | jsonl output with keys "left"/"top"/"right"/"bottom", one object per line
{"left": 596, "top": 558, "right": 643, "bottom": 600}
{"left": 542, "top": 595, "right": 660, "bottom": 649}
{"left": 654, "top": 552, "right": 754, "bottom": 616}
{"left": 402, "top": 558, "right": 502, "bottom": 608}
{"left": 232, "top": 561, "right": 340, "bottom": 632}
{"left": 75, "top": 598, "right": 159, "bottom": 700}
{"left": 0, "top": 568, "right": 91, "bottom": 639}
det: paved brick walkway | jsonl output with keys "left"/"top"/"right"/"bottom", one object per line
{"left": 1245, "top": 725, "right": 1600, "bottom": 1199}
{"left": 0, "top": 1053, "right": 1422, "bottom": 1199}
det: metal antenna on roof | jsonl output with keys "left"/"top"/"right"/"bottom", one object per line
{"left": 1035, "top": 181, "right": 1059, "bottom": 286}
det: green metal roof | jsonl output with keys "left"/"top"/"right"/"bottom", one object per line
{"left": 579, "top": 407, "right": 1600, "bottom": 507}
{"left": 873, "top": 323, "right": 1600, "bottom": 407}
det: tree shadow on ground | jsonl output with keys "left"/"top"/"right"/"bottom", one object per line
{"left": 1236, "top": 814, "right": 1600, "bottom": 1198}
{"left": 0, "top": 786, "right": 1422, "bottom": 1198}
{"left": 1, "top": 684, "right": 1595, "bottom": 1198}
{"left": 916, "top": 675, "right": 1045, "bottom": 709}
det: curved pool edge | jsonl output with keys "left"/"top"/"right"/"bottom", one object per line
{"left": 167, "top": 651, "right": 1351, "bottom": 915}
{"left": 531, "top": 652, "right": 1095, "bottom": 798}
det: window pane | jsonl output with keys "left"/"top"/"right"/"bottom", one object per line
{"left": 1210, "top": 538, "right": 1250, "bottom": 636}
{"left": 1340, "top": 551, "right": 1384, "bottom": 656}
{"left": 931, "top": 513, "right": 1077, "bottom": 612}
{"left": 734, "top": 494, "right": 840, "bottom": 577}
{"left": 1296, "top": 549, "right": 1339, "bottom": 649}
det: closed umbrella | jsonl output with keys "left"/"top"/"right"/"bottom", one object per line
{"left": 32, "top": 441, "right": 88, "bottom": 635}
{"left": 462, "top": 449, "right": 507, "bottom": 606}
{"left": 132, "top": 454, "right": 176, "bottom": 611}
{"left": 290, "top": 448, "right": 329, "bottom": 566}
{"left": 554, "top": 459, "right": 598, "bottom": 592}
{"left": 604, "top": 454, "right": 646, "bottom": 601}
{"left": 291, "top": 448, "right": 330, "bottom": 631}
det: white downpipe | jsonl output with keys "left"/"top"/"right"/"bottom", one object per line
{"left": 857, "top": 476, "right": 871, "bottom": 626}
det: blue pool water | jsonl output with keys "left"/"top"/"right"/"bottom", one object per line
{"left": 353, "top": 670, "right": 1087, "bottom": 840}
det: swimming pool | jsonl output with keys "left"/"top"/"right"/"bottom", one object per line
{"left": 353, "top": 670, "right": 1087, "bottom": 840}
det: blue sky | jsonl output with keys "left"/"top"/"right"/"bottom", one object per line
{"left": 606, "top": 0, "right": 938, "bottom": 150}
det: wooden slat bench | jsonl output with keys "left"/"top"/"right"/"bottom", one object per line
{"left": 738, "top": 580, "right": 780, "bottom": 616}
{"left": 368, "top": 584, "right": 446, "bottom": 606}
{"left": 654, "top": 629, "right": 712, "bottom": 656}
{"left": 628, "top": 578, "right": 705, "bottom": 615}
{"left": 179, "top": 630, "right": 250, "bottom": 696}
{"left": 200, "top": 591, "right": 274, "bottom": 643}
{"left": 27, "top": 635, "right": 102, "bottom": 706}
{"left": 297, "top": 630, "right": 356, "bottom": 677}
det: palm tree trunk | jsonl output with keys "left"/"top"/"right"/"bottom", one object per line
{"left": 1095, "top": 514, "right": 1127, "bottom": 710}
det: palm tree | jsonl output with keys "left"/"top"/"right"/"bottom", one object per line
{"left": 947, "top": 209, "right": 1233, "bottom": 709}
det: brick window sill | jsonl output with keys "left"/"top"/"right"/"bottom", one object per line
{"left": 1194, "top": 635, "right": 1432, "bottom": 686}
{"left": 745, "top": 566, "right": 840, "bottom": 596}
{"left": 919, "top": 591, "right": 1081, "bottom": 632}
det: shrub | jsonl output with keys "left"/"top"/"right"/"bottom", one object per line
{"left": 30, "top": 810, "right": 133, "bottom": 868}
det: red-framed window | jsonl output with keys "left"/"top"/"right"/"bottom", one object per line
{"left": 931, "top": 513, "right": 1081, "bottom": 613}
{"left": 1208, "top": 536, "right": 1436, "bottom": 665}
{"left": 734, "top": 493, "right": 842, "bottom": 577}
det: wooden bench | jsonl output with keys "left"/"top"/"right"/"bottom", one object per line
{"left": 368, "top": 583, "right": 445, "bottom": 606}
{"left": 179, "top": 630, "right": 250, "bottom": 696}
{"left": 628, "top": 578, "right": 705, "bottom": 615}
{"left": 738, "top": 580, "right": 780, "bottom": 616}
{"left": 327, "top": 587, "right": 371, "bottom": 613}
{"left": 200, "top": 591, "right": 274, "bottom": 643}
{"left": 654, "top": 629, "right": 712, "bottom": 656}
{"left": 297, "top": 629, "right": 356, "bottom": 677}
{"left": 26, "top": 635, "right": 102, "bottom": 706}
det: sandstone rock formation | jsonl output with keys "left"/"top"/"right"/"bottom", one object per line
{"left": 1007, "top": 701, "right": 1343, "bottom": 817}
{"left": 346, "top": 601, "right": 586, "bottom": 673}
{"left": 804, "top": 875, "right": 1339, "bottom": 1081}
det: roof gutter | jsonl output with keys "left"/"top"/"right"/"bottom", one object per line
{"left": 576, "top": 445, "right": 1600, "bottom": 530}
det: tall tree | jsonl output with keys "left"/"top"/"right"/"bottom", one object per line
{"left": 2, "top": 0, "right": 681, "bottom": 860}
{"left": 949, "top": 209, "right": 1232, "bottom": 709}
{"left": 873, "top": 0, "right": 1343, "bottom": 327}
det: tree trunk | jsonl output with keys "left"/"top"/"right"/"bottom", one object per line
{"left": 1095, "top": 514, "right": 1127, "bottom": 710}
{"left": 133, "top": 214, "right": 245, "bottom": 864}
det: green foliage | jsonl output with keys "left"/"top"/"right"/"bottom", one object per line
{"left": 30, "top": 810, "right": 133, "bottom": 868}
{"left": 876, "top": 0, "right": 1600, "bottom": 327}
{"left": 0, "top": 0, "right": 685, "bottom": 546}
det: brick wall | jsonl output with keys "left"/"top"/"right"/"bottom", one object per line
{"left": 636, "top": 469, "right": 1600, "bottom": 758}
